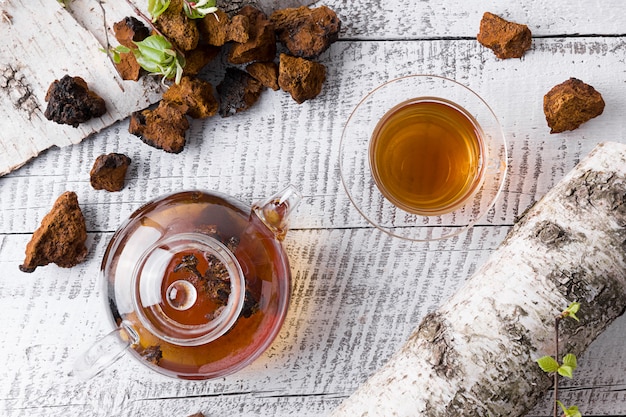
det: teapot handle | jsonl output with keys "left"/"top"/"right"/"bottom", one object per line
{"left": 73, "top": 321, "right": 139, "bottom": 380}
{"left": 253, "top": 185, "right": 302, "bottom": 241}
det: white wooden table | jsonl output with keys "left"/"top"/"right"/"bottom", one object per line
{"left": 2, "top": 1, "right": 626, "bottom": 415}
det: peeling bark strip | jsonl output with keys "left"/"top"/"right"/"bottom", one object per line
{"left": 332, "top": 141, "right": 626, "bottom": 417}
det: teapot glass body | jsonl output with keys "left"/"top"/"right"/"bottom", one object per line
{"left": 85, "top": 186, "right": 300, "bottom": 380}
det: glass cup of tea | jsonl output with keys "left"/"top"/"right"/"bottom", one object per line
{"left": 339, "top": 75, "right": 507, "bottom": 241}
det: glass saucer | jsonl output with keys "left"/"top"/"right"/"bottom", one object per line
{"left": 339, "top": 75, "right": 507, "bottom": 242}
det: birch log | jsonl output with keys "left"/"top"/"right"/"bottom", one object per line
{"left": 331, "top": 141, "right": 626, "bottom": 417}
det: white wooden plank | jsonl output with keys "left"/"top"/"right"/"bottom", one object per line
{"left": 327, "top": 0, "right": 626, "bottom": 39}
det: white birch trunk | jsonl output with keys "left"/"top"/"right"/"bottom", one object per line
{"left": 331, "top": 141, "right": 626, "bottom": 416}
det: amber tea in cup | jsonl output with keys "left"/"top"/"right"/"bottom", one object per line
{"left": 369, "top": 98, "right": 485, "bottom": 215}
{"left": 341, "top": 75, "right": 507, "bottom": 241}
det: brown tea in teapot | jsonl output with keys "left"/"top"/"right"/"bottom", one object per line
{"left": 102, "top": 190, "right": 294, "bottom": 379}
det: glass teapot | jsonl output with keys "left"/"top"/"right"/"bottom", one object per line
{"left": 75, "top": 185, "right": 301, "bottom": 380}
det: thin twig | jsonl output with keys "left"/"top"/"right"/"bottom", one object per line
{"left": 554, "top": 316, "right": 560, "bottom": 417}
{"left": 97, "top": 0, "right": 111, "bottom": 54}
{"left": 96, "top": 0, "right": 126, "bottom": 90}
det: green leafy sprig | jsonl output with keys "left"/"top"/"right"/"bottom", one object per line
{"left": 183, "top": 0, "right": 218, "bottom": 19}
{"left": 536, "top": 353, "right": 577, "bottom": 379}
{"left": 101, "top": 45, "right": 132, "bottom": 64}
{"left": 148, "top": 0, "right": 218, "bottom": 20}
{"left": 557, "top": 401, "right": 582, "bottom": 417}
{"left": 132, "top": 35, "right": 186, "bottom": 84}
{"left": 561, "top": 301, "right": 580, "bottom": 322}
{"left": 535, "top": 302, "right": 583, "bottom": 417}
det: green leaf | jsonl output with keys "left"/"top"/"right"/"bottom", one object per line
{"left": 558, "top": 353, "right": 578, "bottom": 378}
{"left": 562, "top": 353, "right": 578, "bottom": 369}
{"left": 135, "top": 35, "right": 170, "bottom": 60}
{"left": 174, "top": 58, "right": 185, "bottom": 84}
{"left": 557, "top": 401, "right": 582, "bottom": 417}
{"left": 133, "top": 36, "right": 172, "bottom": 72}
{"left": 100, "top": 45, "right": 132, "bottom": 64}
{"left": 558, "top": 364, "right": 574, "bottom": 379}
{"left": 567, "top": 302, "right": 580, "bottom": 314}
{"left": 148, "top": 0, "right": 171, "bottom": 21}
{"left": 536, "top": 356, "right": 559, "bottom": 373}
{"left": 563, "top": 302, "right": 581, "bottom": 322}
{"left": 131, "top": 35, "right": 185, "bottom": 83}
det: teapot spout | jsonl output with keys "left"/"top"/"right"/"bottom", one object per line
{"left": 253, "top": 185, "right": 302, "bottom": 241}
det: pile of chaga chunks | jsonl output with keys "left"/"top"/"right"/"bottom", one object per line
{"left": 114, "top": 2, "right": 341, "bottom": 153}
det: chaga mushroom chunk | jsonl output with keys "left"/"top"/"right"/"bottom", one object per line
{"left": 90, "top": 153, "right": 132, "bottom": 192}
{"left": 153, "top": 0, "right": 199, "bottom": 51}
{"left": 278, "top": 53, "right": 326, "bottom": 104}
{"left": 228, "top": 5, "right": 276, "bottom": 65}
{"left": 113, "top": 17, "right": 150, "bottom": 81}
{"left": 477, "top": 12, "right": 532, "bottom": 59}
{"left": 217, "top": 67, "right": 265, "bottom": 117}
{"left": 543, "top": 78, "right": 605, "bottom": 134}
{"left": 198, "top": 9, "right": 250, "bottom": 46}
{"left": 183, "top": 44, "right": 221, "bottom": 76}
{"left": 114, "top": 51, "right": 143, "bottom": 81}
{"left": 19, "top": 191, "right": 88, "bottom": 273}
{"left": 270, "top": 6, "right": 341, "bottom": 59}
{"left": 163, "top": 76, "right": 219, "bottom": 119}
{"left": 246, "top": 62, "right": 279, "bottom": 91}
{"left": 44, "top": 75, "right": 106, "bottom": 127}
{"left": 129, "top": 101, "right": 190, "bottom": 153}
{"left": 113, "top": 16, "right": 150, "bottom": 48}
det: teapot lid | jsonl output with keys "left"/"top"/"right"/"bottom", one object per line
{"left": 131, "top": 232, "right": 245, "bottom": 346}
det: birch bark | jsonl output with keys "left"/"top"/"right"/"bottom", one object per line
{"left": 331, "top": 141, "right": 626, "bottom": 416}
{"left": 0, "top": 0, "right": 162, "bottom": 176}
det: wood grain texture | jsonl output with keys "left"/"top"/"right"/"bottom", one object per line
{"left": 1, "top": 0, "right": 626, "bottom": 416}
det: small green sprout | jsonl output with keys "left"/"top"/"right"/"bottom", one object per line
{"left": 183, "top": 0, "right": 218, "bottom": 18}
{"left": 536, "top": 353, "right": 577, "bottom": 379}
{"left": 557, "top": 401, "right": 582, "bottom": 417}
{"left": 148, "top": 0, "right": 218, "bottom": 20}
{"left": 100, "top": 45, "right": 132, "bottom": 64}
{"left": 132, "top": 35, "right": 185, "bottom": 84}
{"left": 561, "top": 302, "right": 580, "bottom": 322}
{"left": 536, "top": 302, "right": 583, "bottom": 417}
